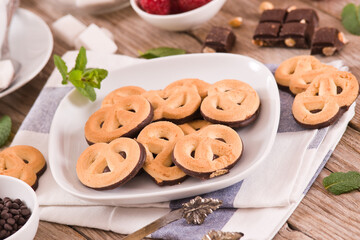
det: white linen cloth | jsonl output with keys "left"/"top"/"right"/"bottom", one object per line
{"left": 11, "top": 51, "right": 355, "bottom": 239}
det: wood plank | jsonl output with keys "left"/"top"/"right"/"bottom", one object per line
{"left": 287, "top": 169, "right": 360, "bottom": 240}
{"left": 275, "top": 223, "right": 314, "bottom": 240}
{"left": 34, "top": 221, "right": 86, "bottom": 240}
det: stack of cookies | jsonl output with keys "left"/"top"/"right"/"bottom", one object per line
{"left": 275, "top": 55, "right": 359, "bottom": 129}
{"left": 76, "top": 78, "right": 261, "bottom": 190}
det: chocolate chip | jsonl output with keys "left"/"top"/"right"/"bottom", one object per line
{"left": 10, "top": 209, "right": 19, "bottom": 215}
{"left": 6, "top": 218, "right": 15, "bottom": 225}
{"left": 0, "top": 212, "right": 9, "bottom": 220}
{"left": 20, "top": 209, "right": 30, "bottom": 216}
{"left": 4, "top": 223, "right": 12, "bottom": 231}
{"left": 11, "top": 203, "right": 19, "bottom": 210}
{"left": 203, "top": 27, "right": 236, "bottom": 53}
{"left": 18, "top": 217, "right": 25, "bottom": 225}
{"left": 0, "top": 219, "right": 5, "bottom": 226}
{"left": 0, "top": 230, "right": 6, "bottom": 238}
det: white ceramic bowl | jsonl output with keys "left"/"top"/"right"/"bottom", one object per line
{"left": 130, "top": 0, "right": 227, "bottom": 31}
{"left": 0, "top": 175, "right": 39, "bottom": 240}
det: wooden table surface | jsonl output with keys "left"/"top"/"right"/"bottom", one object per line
{"left": 1, "top": 0, "right": 359, "bottom": 239}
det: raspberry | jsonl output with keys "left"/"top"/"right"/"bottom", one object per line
{"left": 177, "top": 0, "right": 212, "bottom": 12}
{"left": 139, "top": 0, "right": 171, "bottom": 15}
{"left": 170, "top": 1, "right": 182, "bottom": 14}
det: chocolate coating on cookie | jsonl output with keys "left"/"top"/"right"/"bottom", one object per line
{"left": 200, "top": 79, "right": 260, "bottom": 128}
{"left": 172, "top": 125, "right": 243, "bottom": 180}
{"left": 85, "top": 95, "right": 153, "bottom": 144}
{"left": 137, "top": 121, "right": 187, "bottom": 186}
{"left": 292, "top": 71, "right": 359, "bottom": 128}
{"left": 0, "top": 145, "right": 46, "bottom": 190}
{"left": 76, "top": 138, "right": 146, "bottom": 190}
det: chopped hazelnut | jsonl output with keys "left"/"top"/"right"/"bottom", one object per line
{"left": 300, "top": 19, "right": 306, "bottom": 24}
{"left": 287, "top": 5, "right": 297, "bottom": 12}
{"left": 259, "top": 1, "right": 274, "bottom": 14}
{"left": 322, "top": 47, "right": 337, "bottom": 56}
{"left": 285, "top": 38, "right": 296, "bottom": 47}
{"left": 202, "top": 46, "right": 216, "bottom": 53}
{"left": 252, "top": 39, "right": 264, "bottom": 46}
{"left": 338, "top": 32, "right": 349, "bottom": 44}
{"left": 228, "top": 17, "right": 243, "bottom": 28}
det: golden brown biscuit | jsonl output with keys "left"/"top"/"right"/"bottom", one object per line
{"left": 137, "top": 121, "right": 187, "bottom": 186}
{"left": 85, "top": 95, "right": 153, "bottom": 144}
{"left": 292, "top": 71, "right": 359, "bottom": 128}
{"left": 76, "top": 138, "right": 146, "bottom": 190}
{"left": 178, "top": 120, "right": 212, "bottom": 135}
{"left": 164, "top": 78, "right": 211, "bottom": 98}
{"left": 200, "top": 79, "right": 260, "bottom": 128}
{"left": 0, "top": 145, "right": 46, "bottom": 190}
{"left": 142, "top": 84, "right": 201, "bottom": 124}
{"left": 275, "top": 55, "right": 337, "bottom": 94}
{"left": 173, "top": 124, "right": 243, "bottom": 179}
{"left": 101, "top": 86, "right": 146, "bottom": 108}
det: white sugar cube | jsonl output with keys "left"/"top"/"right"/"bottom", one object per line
{"left": 52, "top": 14, "right": 86, "bottom": 47}
{"left": 101, "top": 27, "right": 114, "bottom": 40}
{"left": 76, "top": 0, "right": 115, "bottom": 8}
{"left": 75, "top": 24, "right": 117, "bottom": 54}
{"left": 0, "top": 60, "right": 15, "bottom": 91}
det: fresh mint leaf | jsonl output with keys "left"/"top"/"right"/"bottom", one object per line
{"left": 341, "top": 3, "right": 360, "bottom": 35}
{"left": 82, "top": 68, "right": 108, "bottom": 89}
{"left": 54, "top": 55, "right": 68, "bottom": 84}
{"left": 75, "top": 83, "right": 96, "bottom": 102}
{"left": 53, "top": 48, "right": 108, "bottom": 101}
{"left": 138, "top": 47, "right": 186, "bottom": 59}
{"left": 0, "top": 115, "right": 12, "bottom": 147}
{"left": 75, "top": 47, "right": 87, "bottom": 72}
{"left": 323, "top": 171, "right": 360, "bottom": 195}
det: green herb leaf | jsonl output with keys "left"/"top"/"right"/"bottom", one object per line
{"left": 53, "top": 55, "right": 68, "bottom": 84}
{"left": 138, "top": 47, "right": 186, "bottom": 59}
{"left": 75, "top": 47, "right": 87, "bottom": 72}
{"left": 0, "top": 115, "right": 12, "bottom": 147}
{"left": 82, "top": 68, "right": 108, "bottom": 89}
{"left": 341, "top": 3, "right": 360, "bottom": 35}
{"left": 323, "top": 171, "right": 360, "bottom": 195}
{"left": 75, "top": 83, "right": 96, "bottom": 102}
{"left": 53, "top": 48, "right": 108, "bottom": 101}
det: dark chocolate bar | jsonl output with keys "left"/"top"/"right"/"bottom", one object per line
{"left": 203, "top": 27, "right": 236, "bottom": 52}
{"left": 252, "top": 8, "right": 318, "bottom": 49}
{"left": 310, "top": 27, "right": 345, "bottom": 56}
{"left": 260, "top": 9, "right": 287, "bottom": 23}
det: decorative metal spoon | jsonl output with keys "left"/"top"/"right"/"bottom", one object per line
{"left": 123, "top": 196, "right": 223, "bottom": 240}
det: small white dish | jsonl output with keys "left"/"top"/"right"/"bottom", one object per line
{"left": 49, "top": 53, "right": 280, "bottom": 205}
{"left": 0, "top": 8, "right": 53, "bottom": 98}
{"left": 130, "top": 0, "right": 227, "bottom": 31}
{"left": 0, "top": 175, "right": 39, "bottom": 240}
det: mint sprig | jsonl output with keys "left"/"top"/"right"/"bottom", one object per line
{"left": 341, "top": 3, "right": 360, "bottom": 35}
{"left": 53, "top": 47, "right": 108, "bottom": 101}
{"left": 138, "top": 47, "right": 186, "bottom": 59}
{"left": 323, "top": 171, "right": 360, "bottom": 195}
{"left": 0, "top": 115, "right": 12, "bottom": 147}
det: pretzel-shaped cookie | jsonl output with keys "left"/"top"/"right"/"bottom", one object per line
{"left": 76, "top": 138, "right": 146, "bottom": 190}
{"left": 164, "top": 78, "right": 211, "bottom": 98}
{"left": 101, "top": 86, "right": 146, "bottom": 108}
{"left": 173, "top": 124, "right": 243, "bottom": 179}
{"left": 200, "top": 79, "right": 260, "bottom": 128}
{"left": 178, "top": 120, "right": 212, "bottom": 135}
{"left": 292, "top": 71, "right": 359, "bottom": 128}
{"left": 0, "top": 145, "right": 46, "bottom": 190}
{"left": 142, "top": 84, "right": 201, "bottom": 124}
{"left": 275, "top": 55, "right": 337, "bottom": 94}
{"left": 137, "top": 121, "right": 187, "bottom": 186}
{"left": 85, "top": 95, "right": 153, "bottom": 144}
